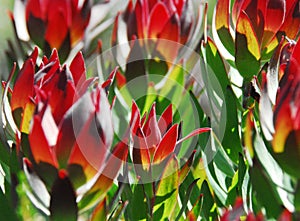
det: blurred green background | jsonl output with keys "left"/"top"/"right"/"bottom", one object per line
{"left": 0, "top": 0, "right": 13, "bottom": 79}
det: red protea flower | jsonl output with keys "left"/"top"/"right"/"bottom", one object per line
{"left": 259, "top": 38, "right": 300, "bottom": 177}
{"left": 2, "top": 48, "right": 128, "bottom": 217}
{"left": 17, "top": 0, "right": 91, "bottom": 61}
{"left": 7, "top": 47, "right": 92, "bottom": 136}
{"left": 214, "top": 0, "right": 300, "bottom": 79}
{"left": 129, "top": 101, "right": 210, "bottom": 182}
{"left": 112, "top": 0, "right": 205, "bottom": 63}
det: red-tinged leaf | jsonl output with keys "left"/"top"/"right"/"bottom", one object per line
{"left": 148, "top": 2, "right": 170, "bottom": 39}
{"left": 45, "top": 3, "right": 69, "bottom": 49}
{"left": 70, "top": 51, "right": 86, "bottom": 87}
{"left": 55, "top": 92, "right": 95, "bottom": 168}
{"left": 235, "top": 11, "right": 261, "bottom": 79}
{"left": 153, "top": 124, "right": 178, "bottom": 164}
{"left": 143, "top": 103, "right": 161, "bottom": 155}
{"left": 177, "top": 127, "right": 211, "bottom": 144}
{"left": 262, "top": 0, "right": 285, "bottom": 47}
{"left": 25, "top": 0, "right": 44, "bottom": 20}
{"left": 277, "top": 209, "right": 292, "bottom": 221}
{"left": 48, "top": 49, "right": 59, "bottom": 63}
{"left": 112, "top": 13, "right": 119, "bottom": 46}
{"left": 156, "top": 13, "right": 180, "bottom": 61}
{"left": 29, "top": 115, "right": 58, "bottom": 167}
{"left": 78, "top": 140, "right": 128, "bottom": 210}
{"left": 54, "top": 83, "right": 77, "bottom": 123}
{"left": 135, "top": 0, "right": 148, "bottom": 39}
{"left": 91, "top": 199, "right": 107, "bottom": 221}
{"left": 133, "top": 127, "right": 151, "bottom": 171}
{"left": 11, "top": 59, "right": 35, "bottom": 111}
{"left": 158, "top": 104, "right": 173, "bottom": 135}
{"left": 265, "top": 0, "right": 284, "bottom": 32}
{"left": 213, "top": 0, "right": 234, "bottom": 55}
{"left": 70, "top": 0, "right": 91, "bottom": 45}
{"left": 130, "top": 101, "right": 141, "bottom": 134}
{"left": 232, "top": 0, "right": 244, "bottom": 26}
{"left": 215, "top": 0, "right": 230, "bottom": 32}
{"left": 67, "top": 113, "right": 108, "bottom": 180}
{"left": 29, "top": 47, "right": 39, "bottom": 65}
{"left": 273, "top": 97, "right": 293, "bottom": 153}
{"left": 279, "top": 0, "right": 300, "bottom": 42}
{"left": 115, "top": 70, "right": 126, "bottom": 88}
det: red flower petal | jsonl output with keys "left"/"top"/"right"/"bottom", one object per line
{"left": 68, "top": 113, "right": 108, "bottom": 179}
{"left": 158, "top": 104, "right": 173, "bottom": 135}
{"left": 135, "top": 0, "right": 149, "bottom": 39}
{"left": 262, "top": 0, "right": 285, "bottom": 47}
{"left": 29, "top": 115, "right": 58, "bottom": 167}
{"left": 153, "top": 124, "right": 178, "bottom": 164}
{"left": 45, "top": 1, "right": 70, "bottom": 49}
{"left": 156, "top": 13, "right": 180, "bottom": 60}
{"left": 279, "top": 0, "right": 300, "bottom": 40}
{"left": 70, "top": 51, "right": 86, "bottom": 87}
{"left": 148, "top": 2, "right": 170, "bottom": 39}
{"left": 143, "top": 103, "right": 161, "bottom": 151}
{"left": 130, "top": 101, "right": 141, "bottom": 134}
{"left": 11, "top": 59, "right": 35, "bottom": 111}
{"left": 133, "top": 127, "right": 151, "bottom": 170}
{"left": 55, "top": 92, "right": 95, "bottom": 168}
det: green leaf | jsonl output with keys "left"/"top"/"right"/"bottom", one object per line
{"left": 250, "top": 161, "right": 282, "bottom": 218}
{"left": 50, "top": 172, "right": 78, "bottom": 221}
{"left": 125, "top": 184, "right": 148, "bottom": 220}
{"left": 199, "top": 180, "right": 217, "bottom": 220}
{"left": 202, "top": 37, "right": 231, "bottom": 96}
{"left": 0, "top": 188, "right": 19, "bottom": 221}
{"left": 153, "top": 155, "right": 179, "bottom": 220}
{"left": 220, "top": 87, "right": 243, "bottom": 163}
{"left": 175, "top": 178, "right": 199, "bottom": 221}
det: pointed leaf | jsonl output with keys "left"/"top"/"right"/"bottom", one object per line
{"left": 11, "top": 59, "right": 34, "bottom": 111}
{"left": 158, "top": 104, "right": 173, "bottom": 135}
{"left": 143, "top": 103, "right": 161, "bottom": 155}
{"left": 153, "top": 155, "right": 179, "bottom": 220}
{"left": 91, "top": 199, "right": 107, "bottom": 221}
{"left": 70, "top": 51, "right": 86, "bottom": 87}
{"left": 153, "top": 124, "right": 178, "bottom": 164}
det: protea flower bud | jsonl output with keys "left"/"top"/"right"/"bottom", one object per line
{"left": 129, "top": 101, "right": 210, "bottom": 182}
{"left": 14, "top": 0, "right": 91, "bottom": 62}
{"left": 214, "top": 0, "right": 300, "bottom": 79}
{"left": 112, "top": 0, "right": 205, "bottom": 66}
{"left": 259, "top": 38, "right": 300, "bottom": 177}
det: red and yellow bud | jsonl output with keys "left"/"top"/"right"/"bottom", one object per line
{"left": 22, "top": 0, "right": 91, "bottom": 61}
{"left": 130, "top": 101, "right": 210, "bottom": 181}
